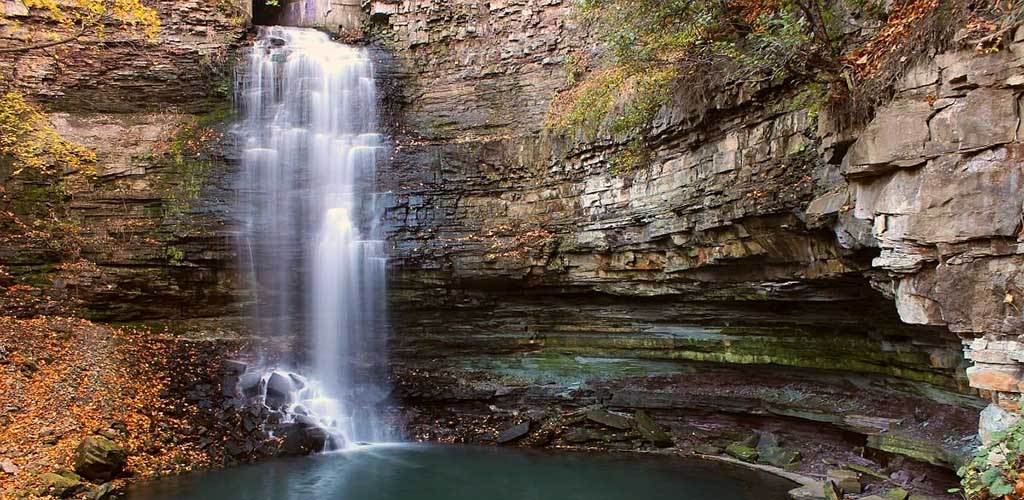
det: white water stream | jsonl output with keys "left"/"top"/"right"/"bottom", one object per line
{"left": 236, "top": 26, "right": 389, "bottom": 448}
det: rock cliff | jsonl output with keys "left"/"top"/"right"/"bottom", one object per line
{"left": 367, "top": 0, "right": 1022, "bottom": 474}
{"left": 1, "top": 0, "right": 1022, "bottom": 490}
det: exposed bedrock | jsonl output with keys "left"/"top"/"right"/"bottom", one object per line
{"left": 0, "top": 1, "right": 250, "bottom": 320}
{"left": 369, "top": 0, "right": 1023, "bottom": 467}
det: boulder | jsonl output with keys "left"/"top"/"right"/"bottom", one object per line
{"left": 584, "top": 408, "right": 633, "bottom": 430}
{"left": 73, "top": 436, "right": 127, "bottom": 481}
{"left": 496, "top": 421, "right": 531, "bottom": 444}
{"left": 633, "top": 411, "right": 672, "bottom": 447}
{"left": 725, "top": 443, "right": 758, "bottom": 462}
{"left": 36, "top": 472, "right": 84, "bottom": 498}
{"left": 265, "top": 372, "right": 295, "bottom": 409}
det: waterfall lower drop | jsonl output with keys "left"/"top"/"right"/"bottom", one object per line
{"left": 235, "top": 26, "right": 389, "bottom": 450}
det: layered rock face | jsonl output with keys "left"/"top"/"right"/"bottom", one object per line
{"left": 369, "top": 0, "right": 1022, "bottom": 469}
{"left": 2, "top": 0, "right": 1021, "bottom": 483}
{"left": 0, "top": 1, "right": 249, "bottom": 319}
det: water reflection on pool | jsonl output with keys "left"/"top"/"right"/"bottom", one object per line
{"left": 125, "top": 444, "right": 795, "bottom": 500}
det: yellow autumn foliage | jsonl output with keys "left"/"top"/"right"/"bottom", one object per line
{"left": 0, "top": 92, "right": 96, "bottom": 175}
{"left": 20, "top": 0, "right": 160, "bottom": 40}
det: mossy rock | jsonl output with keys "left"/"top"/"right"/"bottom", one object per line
{"left": 35, "top": 472, "right": 84, "bottom": 498}
{"left": 725, "top": 443, "right": 758, "bottom": 462}
{"left": 73, "top": 436, "right": 127, "bottom": 481}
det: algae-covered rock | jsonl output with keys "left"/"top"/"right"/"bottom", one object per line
{"left": 73, "top": 435, "right": 127, "bottom": 481}
{"left": 633, "top": 411, "right": 672, "bottom": 447}
{"left": 725, "top": 443, "right": 758, "bottom": 462}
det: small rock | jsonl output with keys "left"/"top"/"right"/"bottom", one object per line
{"left": 633, "top": 411, "right": 672, "bottom": 447}
{"left": 496, "top": 421, "right": 531, "bottom": 444}
{"left": 725, "top": 443, "right": 758, "bottom": 462}
{"left": 827, "top": 469, "right": 861, "bottom": 494}
{"left": 73, "top": 436, "right": 127, "bottom": 481}
{"left": 584, "top": 408, "right": 633, "bottom": 430}
{"left": 788, "top": 481, "right": 826, "bottom": 500}
{"left": 1, "top": 458, "right": 18, "bottom": 474}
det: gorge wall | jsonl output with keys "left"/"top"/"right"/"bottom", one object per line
{"left": 1, "top": 0, "right": 1022, "bottom": 488}
{"left": 367, "top": 0, "right": 1022, "bottom": 473}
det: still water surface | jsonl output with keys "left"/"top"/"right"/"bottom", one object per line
{"left": 126, "top": 444, "right": 794, "bottom": 500}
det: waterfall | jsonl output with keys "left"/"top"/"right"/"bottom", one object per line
{"left": 235, "top": 26, "right": 389, "bottom": 448}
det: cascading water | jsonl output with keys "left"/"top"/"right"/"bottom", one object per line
{"left": 235, "top": 26, "right": 390, "bottom": 449}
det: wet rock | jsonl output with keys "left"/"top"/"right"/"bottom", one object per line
{"left": 36, "top": 472, "right": 84, "bottom": 498}
{"left": 826, "top": 469, "right": 861, "bottom": 494}
{"left": 73, "top": 436, "right": 127, "bottom": 481}
{"left": 240, "top": 372, "right": 263, "bottom": 398}
{"left": 265, "top": 372, "right": 295, "bottom": 409}
{"left": 90, "top": 482, "right": 116, "bottom": 500}
{"left": 303, "top": 426, "right": 330, "bottom": 451}
{"left": 584, "top": 408, "right": 633, "bottom": 430}
{"left": 725, "top": 443, "right": 758, "bottom": 462}
{"left": 496, "top": 421, "right": 531, "bottom": 444}
{"left": 632, "top": 411, "right": 672, "bottom": 447}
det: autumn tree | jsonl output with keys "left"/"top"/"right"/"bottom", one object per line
{"left": 0, "top": 0, "right": 160, "bottom": 54}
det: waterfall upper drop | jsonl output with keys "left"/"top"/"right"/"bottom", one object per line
{"left": 236, "top": 26, "right": 390, "bottom": 449}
